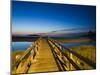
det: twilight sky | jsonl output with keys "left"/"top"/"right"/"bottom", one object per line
{"left": 12, "top": 1, "right": 96, "bottom": 35}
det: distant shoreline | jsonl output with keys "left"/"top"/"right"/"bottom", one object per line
{"left": 55, "top": 38, "right": 93, "bottom": 43}
{"left": 12, "top": 36, "right": 39, "bottom": 42}
{"left": 12, "top": 36, "right": 95, "bottom": 43}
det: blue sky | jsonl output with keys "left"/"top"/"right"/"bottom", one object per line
{"left": 12, "top": 1, "right": 96, "bottom": 35}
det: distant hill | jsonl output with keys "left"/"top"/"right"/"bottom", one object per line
{"left": 81, "top": 31, "right": 96, "bottom": 37}
{"left": 27, "top": 34, "right": 40, "bottom": 37}
{"left": 12, "top": 34, "right": 40, "bottom": 37}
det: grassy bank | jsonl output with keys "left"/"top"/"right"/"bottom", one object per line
{"left": 12, "top": 50, "right": 25, "bottom": 66}
{"left": 69, "top": 45, "right": 96, "bottom": 70}
{"left": 63, "top": 45, "right": 96, "bottom": 70}
{"left": 71, "top": 45, "right": 96, "bottom": 63}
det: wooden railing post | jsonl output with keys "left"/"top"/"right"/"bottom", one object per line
{"left": 48, "top": 38, "right": 96, "bottom": 70}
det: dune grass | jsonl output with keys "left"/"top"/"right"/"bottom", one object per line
{"left": 11, "top": 50, "right": 25, "bottom": 66}
{"left": 69, "top": 45, "right": 96, "bottom": 70}
{"left": 71, "top": 45, "right": 96, "bottom": 63}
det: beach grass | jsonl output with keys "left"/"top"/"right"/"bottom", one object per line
{"left": 71, "top": 45, "right": 96, "bottom": 63}
{"left": 69, "top": 45, "right": 96, "bottom": 69}
{"left": 11, "top": 50, "right": 25, "bottom": 66}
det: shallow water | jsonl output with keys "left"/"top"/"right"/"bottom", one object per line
{"left": 12, "top": 42, "right": 33, "bottom": 51}
{"left": 61, "top": 41, "right": 96, "bottom": 48}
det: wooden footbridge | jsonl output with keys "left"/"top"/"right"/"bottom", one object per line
{"left": 12, "top": 37, "right": 96, "bottom": 74}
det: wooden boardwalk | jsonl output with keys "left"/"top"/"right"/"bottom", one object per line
{"left": 12, "top": 37, "right": 96, "bottom": 74}
{"left": 28, "top": 38, "right": 58, "bottom": 73}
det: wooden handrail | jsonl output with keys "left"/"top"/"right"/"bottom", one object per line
{"left": 47, "top": 40, "right": 66, "bottom": 71}
{"left": 47, "top": 39, "right": 80, "bottom": 70}
{"left": 48, "top": 38, "right": 96, "bottom": 69}
{"left": 12, "top": 42, "right": 36, "bottom": 71}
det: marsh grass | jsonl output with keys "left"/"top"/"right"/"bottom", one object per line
{"left": 71, "top": 45, "right": 96, "bottom": 63}
{"left": 12, "top": 50, "right": 25, "bottom": 67}
{"left": 68, "top": 45, "right": 96, "bottom": 70}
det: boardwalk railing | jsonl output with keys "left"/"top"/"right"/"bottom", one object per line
{"left": 12, "top": 37, "right": 96, "bottom": 74}
{"left": 12, "top": 40, "right": 39, "bottom": 74}
{"left": 47, "top": 38, "right": 96, "bottom": 71}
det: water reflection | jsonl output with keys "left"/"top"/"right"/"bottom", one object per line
{"left": 12, "top": 42, "right": 33, "bottom": 51}
{"left": 62, "top": 41, "right": 96, "bottom": 48}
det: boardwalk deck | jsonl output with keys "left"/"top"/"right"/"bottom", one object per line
{"left": 28, "top": 38, "right": 58, "bottom": 73}
{"left": 12, "top": 37, "right": 96, "bottom": 74}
